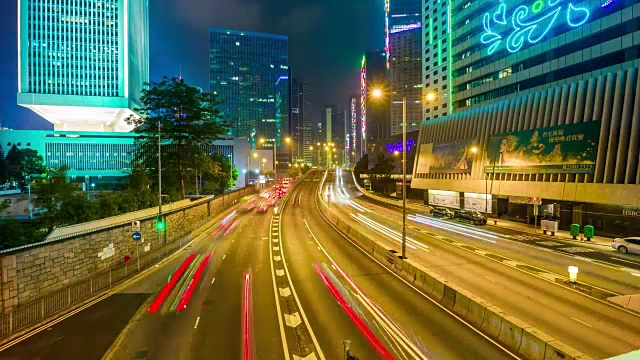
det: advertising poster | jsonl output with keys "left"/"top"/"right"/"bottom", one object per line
{"left": 428, "top": 190, "right": 460, "bottom": 209}
{"left": 486, "top": 121, "right": 600, "bottom": 174}
{"left": 415, "top": 139, "right": 476, "bottom": 174}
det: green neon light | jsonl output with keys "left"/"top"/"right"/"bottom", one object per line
{"left": 429, "top": 18, "right": 434, "bottom": 43}
{"left": 448, "top": 1, "right": 453, "bottom": 113}
{"left": 532, "top": 0, "right": 544, "bottom": 13}
{"left": 438, "top": 41, "right": 442, "bottom": 66}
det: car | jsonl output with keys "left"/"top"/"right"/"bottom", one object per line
{"left": 430, "top": 207, "right": 455, "bottom": 218}
{"left": 256, "top": 204, "right": 269, "bottom": 213}
{"left": 611, "top": 237, "right": 640, "bottom": 255}
{"left": 453, "top": 209, "right": 487, "bottom": 225}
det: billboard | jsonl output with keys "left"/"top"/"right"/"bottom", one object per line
{"left": 415, "top": 138, "right": 476, "bottom": 174}
{"left": 486, "top": 121, "right": 600, "bottom": 174}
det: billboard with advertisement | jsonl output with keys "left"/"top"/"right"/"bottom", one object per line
{"left": 464, "top": 193, "right": 492, "bottom": 213}
{"left": 415, "top": 138, "right": 476, "bottom": 174}
{"left": 428, "top": 190, "right": 460, "bottom": 209}
{"left": 485, "top": 121, "right": 600, "bottom": 174}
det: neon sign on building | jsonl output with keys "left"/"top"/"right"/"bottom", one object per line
{"left": 360, "top": 56, "right": 367, "bottom": 154}
{"left": 481, "top": 0, "right": 590, "bottom": 55}
{"left": 350, "top": 98, "right": 357, "bottom": 153}
{"left": 384, "top": 0, "right": 390, "bottom": 69}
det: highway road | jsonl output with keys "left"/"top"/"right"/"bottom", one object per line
{"left": 283, "top": 171, "right": 516, "bottom": 359}
{"left": 327, "top": 169, "right": 640, "bottom": 358}
{"left": 0, "top": 172, "right": 520, "bottom": 360}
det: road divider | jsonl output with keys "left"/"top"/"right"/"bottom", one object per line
{"left": 316, "top": 174, "right": 593, "bottom": 360}
{"left": 148, "top": 254, "right": 196, "bottom": 313}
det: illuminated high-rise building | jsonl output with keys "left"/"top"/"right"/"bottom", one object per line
{"left": 291, "top": 77, "right": 312, "bottom": 165}
{"left": 17, "top": 0, "right": 149, "bottom": 132}
{"left": 209, "top": 28, "right": 290, "bottom": 150}
{"left": 387, "top": 0, "right": 422, "bottom": 136}
{"left": 361, "top": 51, "right": 389, "bottom": 151}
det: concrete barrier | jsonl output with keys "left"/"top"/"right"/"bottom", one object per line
{"left": 520, "top": 327, "right": 554, "bottom": 360}
{"left": 418, "top": 269, "right": 435, "bottom": 295}
{"left": 498, "top": 315, "right": 526, "bottom": 352}
{"left": 544, "top": 340, "right": 587, "bottom": 360}
{"left": 465, "top": 294, "right": 488, "bottom": 328}
{"left": 481, "top": 305, "right": 506, "bottom": 338}
{"left": 440, "top": 283, "right": 458, "bottom": 309}
{"left": 431, "top": 275, "right": 446, "bottom": 302}
{"left": 452, "top": 289, "right": 471, "bottom": 317}
{"left": 399, "top": 260, "right": 417, "bottom": 283}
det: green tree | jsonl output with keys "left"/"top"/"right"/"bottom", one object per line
{"left": 32, "top": 169, "right": 82, "bottom": 232}
{"left": 126, "top": 77, "right": 229, "bottom": 199}
{"left": 4, "top": 146, "right": 46, "bottom": 182}
{"left": 353, "top": 154, "right": 369, "bottom": 185}
{"left": 370, "top": 152, "right": 395, "bottom": 178}
{"left": 201, "top": 152, "right": 237, "bottom": 194}
{"left": 0, "top": 145, "right": 7, "bottom": 183}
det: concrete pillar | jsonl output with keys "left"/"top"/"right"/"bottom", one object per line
{"left": 615, "top": 68, "right": 636, "bottom": 184}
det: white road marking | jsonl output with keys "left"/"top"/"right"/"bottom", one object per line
{"left": 273, "top": 246, "right": 280, "bottom": 251}
{"left": 194, "top": 317, "right": 200, "bottom": 329}
{"left": 211, "top": 277, "right": 216, "bottom": 284}
{"left": 632, "top": 273, "right": 640, "bottom": 277}
{"left": 232, "top": 239, "right": 235, "bottom": 244}
{"left": 274, "top": 256, "right": 281, "bottom": 261}
{"left": 570, "top": 317, "right": 593, "bottom": 328}
{"left": 484, "top": 276, "right": 496, "bottom": 283}
{"left": 279, "top": 287, "right": 292, "bottom": 297}
{"left": 284, "top": 312, "right": 302, "bottom": 328}
{"left": 223, "top": 254, "right": 226, "bottom": 260}
{"left": 268, "top": 217, "right": 290, "bottom": 360}
{"left": 276, "top": 269, "right": 285, "bottom": 276}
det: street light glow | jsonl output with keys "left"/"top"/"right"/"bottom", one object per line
{"left": 259, "top": 138, "right": 266, "bottom": 144}
{"left": 471, "top": 146, "right": 479, "bottom": 154}
{"left": 426, "top": 92, "right": 437, "bottom": 102}
{"left": 372, "top": 88, "right": 383, "bottom": 98}
{"left": 285, "top": 137, "right": 291, "bottom": 143}
{"left": 253, "top": 153, "right": 258, "bottom": 158}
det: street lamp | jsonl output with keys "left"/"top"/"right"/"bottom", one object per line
{"left": 370, "top": 88, "right": 438, "bottom": 259}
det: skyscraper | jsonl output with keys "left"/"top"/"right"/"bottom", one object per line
{"left": 387, "top": 0, "right": 422, "bottom": 136}
{"left": 17, "top": 0, "right": 149, "bottom": 132}
{"left": 209, "top": 28, "right": 289, "bottom": 149}
{"left": 361, "top": 51, "right": 389, "bottom": 150}
{"left": 421, "top": 0, "right": 451, "bottom": 121}
{"left": 291, "top": 77, "right": 312, "bottom": 165}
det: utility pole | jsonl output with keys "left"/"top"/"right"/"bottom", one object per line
{"left": 401, "top": 96, "right": 407, "bottom": 259}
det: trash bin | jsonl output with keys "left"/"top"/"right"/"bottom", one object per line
{"left": 570, "top": 224, "right": 580, "bottom": 239}
{"left": 583, "top": 225, "right": 594, "bottom": 241}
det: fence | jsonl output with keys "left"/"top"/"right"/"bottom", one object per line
{"left": 0, "top": 186, "right": 255, "bottom": 339}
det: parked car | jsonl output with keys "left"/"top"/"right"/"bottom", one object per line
{"left": 430, "top": 207, "right": 455, "bottom": 218}
{"left": 453, "top": 209, "right": 487, "bottom": 225}
{"left": 611, "top": 237, "right": 640, "bottom": 255}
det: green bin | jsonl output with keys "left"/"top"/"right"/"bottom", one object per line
{"left": 583, "top": 225, "right": 594, "bottom": 241}
{"left": 570, "top": 224, "right": 580, "bottom": 239}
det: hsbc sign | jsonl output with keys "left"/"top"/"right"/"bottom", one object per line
{"left": 622, "top": 210, "right": 640, "bottom": 217}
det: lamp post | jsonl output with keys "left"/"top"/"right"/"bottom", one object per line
{"left": 371, "top": 88, "right": 437, "bottom": 260}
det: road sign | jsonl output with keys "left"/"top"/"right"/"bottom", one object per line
{"left": 131, "top": 220, "right": 141, "bottom": 232}
{"left": 132, "top": 232, "right": 142, "bottom": 241}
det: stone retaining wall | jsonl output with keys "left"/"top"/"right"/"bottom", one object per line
{"left": 0, "top": 188, "right": 254, "bottom": 311}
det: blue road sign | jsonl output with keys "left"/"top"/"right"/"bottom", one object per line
{"left": 132, "top": 232, "right": 142, "bottom": 241}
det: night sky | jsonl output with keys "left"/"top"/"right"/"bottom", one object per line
{"left": 0, "top": 0, "right": 384, "bottom": 130}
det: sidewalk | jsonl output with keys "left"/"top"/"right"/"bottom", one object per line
{"left": 486, "top": 217, "right": 613, "bottom": 247}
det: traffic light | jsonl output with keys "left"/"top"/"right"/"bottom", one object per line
{"left": 156, "top": 217, "right": 166, "bottom": 231}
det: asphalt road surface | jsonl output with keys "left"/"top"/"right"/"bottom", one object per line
{"left": 328, "top": 169, "right": 640, "bottom": 358}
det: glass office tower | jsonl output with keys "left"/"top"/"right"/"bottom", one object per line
{"left": 17, "top": 0, "right": 149, "bottom": 132}
{"left": 209, "top": 28, "right": 290, "bottom": 149}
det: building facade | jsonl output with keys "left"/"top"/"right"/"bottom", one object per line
{"left": 390, "top": 27, "right": 423, "bottom": 136}
{"left": 17, "top": 0, "right": 149, "bottom": 132}
{"left": 387, "top": 0, "right": 422, "bottom": 136}
{"left": 0, "top": 130, "right": 251, "bottom": 189}
{"left": 413, "top": 65, "right": 640, "bottom": 237}
{"left": 291, "top": 77, "right": 312, "bottom": 165}
{"left": 209, "top": 28, "right": 290, "bottom": 148}
{"left": 422, "top": 0, "right": 452, "bottom": 120}
{"left": 361, "top": 51, "right": 390, "bottom": 154}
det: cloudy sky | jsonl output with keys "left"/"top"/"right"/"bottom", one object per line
{"left": 0, "top": 0, "right": 384, "bottom": 129}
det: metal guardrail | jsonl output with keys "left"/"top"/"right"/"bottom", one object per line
{"left": 0, "top": 187, "right": 253, "bottom": 339}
